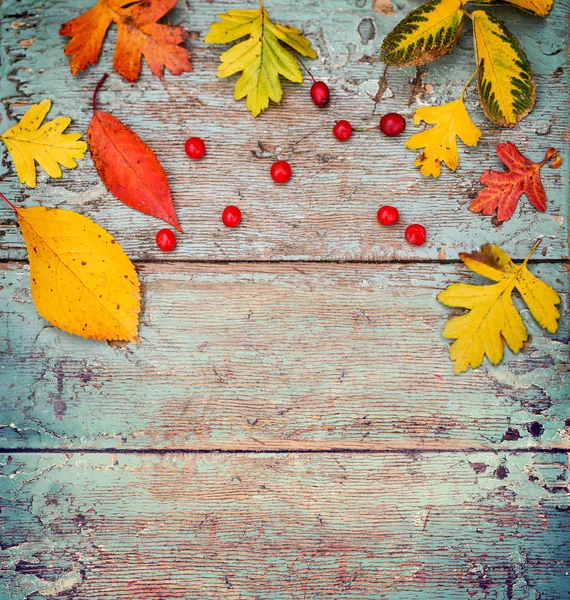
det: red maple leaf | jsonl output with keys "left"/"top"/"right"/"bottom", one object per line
{"left": 469, "top": 142, "right": 561, "bottom": 222}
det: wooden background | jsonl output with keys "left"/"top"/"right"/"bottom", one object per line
{"left": 1, "top": 0, "right": 569, "bottom": 598}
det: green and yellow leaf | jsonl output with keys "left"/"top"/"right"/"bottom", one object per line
{"left": 380, "top": 0, "right": 464, "bottom": 67}
{"left": 472, "top": 11, "right": 535, "bottom": 127}
{"left": 462, "top": 0, "right": 552, "bottom": 18}
{"left": 437, "top": 242, "right": 560, "bottom": 374}
{"left": 0, "top": 99, "right": 87, "bottom": 188}
{"left": 204, "top": 5, "right": 316, "bottom": 117}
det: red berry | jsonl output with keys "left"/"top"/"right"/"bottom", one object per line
{"left": 377, "top": 205, "right": 399, "bottom": 226}
{"left": 185, "top": 137, "right": 206, "bottom": 159}
{"left": 405, "top": 224, "right": 426, "bottom": 246}
{"left": 270, "top": 160, "right": 292, "bottom": 184}
{"left": 222, "top": 205, "right": 242, "bottom": 228}
{"left": 333, "top": 120, "right": 352, "bottom": 141}
{"left": 156, "top": 228, "right": 176, "bottom": 252}
{"left": 379, "top": 113, "right": 406, "bottom": 137}
{"left": 310, "top": 81, "right": 330, "bottom": 107}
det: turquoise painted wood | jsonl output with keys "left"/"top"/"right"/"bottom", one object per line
{"left": 0, "top": 0, "right": 569, "bottom": 598}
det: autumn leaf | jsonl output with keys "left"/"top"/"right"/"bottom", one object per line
{"left": 204, "top": 4, "right": 317, "bottom": 117}
{"left": 88, "top": 75, "right": 181, "bottom": 231}
{"left": 466, "top": 0, "right": 553, "bottom": 19}
{"left": 472, "top": 11, "right": 535, "bottom": 127}
{"left": 60, "top": 0, "right": 192, "bottom": 82}
{"left": 0, "top": 99, "right": 86, "bottom": 189}
{"left": 405, "top": 85, "right": 481, "bottom": 178}
{"left": 470, "top": 142, "right": 561, "bottom": 222}
{"left": 437, "top": 242, "right": 560, "bottom": 374}
{"left": 1, "top": 193, "right": 140, "bottom": 342}
{"left": 380, "top": 0, "right": 464, "bottom": 67}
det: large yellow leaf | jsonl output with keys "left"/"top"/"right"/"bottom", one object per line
{"left": 463, "top": 0, "right": 553, "bottom": 18}
{"left": 405, "top": 94, "right": 481, "bottom": 178}
{"left": 0, "top": 99, "right": 87, "bottom": 188}
{"left": 15, "top": 205, "right": 140, "bottom": 342}
{"left": 380, "top": 0, "right": 464, "bottom": 66}
{"left": 204, "top": 4, "right": 316, "bottom": 117}
{"left": 437, "top": 243, "right": 560, "bottom": 374}
{"left": 472, "top": 11, "right": 536, "bottom": 127}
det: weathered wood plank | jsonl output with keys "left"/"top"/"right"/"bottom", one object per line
{"left": 1, "top": 0, "right": 568, "bottom": 261}
{"left": 1, "top": 451, "right": 568, "bottom": 599}
{"left": 1, "top": 262, "right": 568, "bottom": 450}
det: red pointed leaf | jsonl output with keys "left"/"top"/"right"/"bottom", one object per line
{"left": 88, "top": 110, "right": 181, "bottom": 231}
{"left": 469, "top": 142, "right": 560, "bottom": 222}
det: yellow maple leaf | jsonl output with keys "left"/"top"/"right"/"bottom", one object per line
{"left": 205, "top": 3, "right": 317, "bottom": 117}
{"left": 437, "top": 242, "right": 560, "bottom": 374}
{"left": 405, "top": 90, "right": 481, "bottom": 178}
{"left": 0, "top": 99, "right": 87, "bottom": 188}
{"left": 2, "top": 196, "right": 140, "bottom": 342}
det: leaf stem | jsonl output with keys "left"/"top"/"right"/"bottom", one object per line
{"left": 523, "top": 238, "right": 543, "bottom": 265}
{"left": 92, "top": 73, "right": 109, "bottom": 112}
{"left": 297, "top": 56, "right": 316, "bottom": 84}
{"left": 460, "top": 70, "right": 477, "bottom": 99}
{"left": 0, "top": 191, "right": 17, "bottom": 212}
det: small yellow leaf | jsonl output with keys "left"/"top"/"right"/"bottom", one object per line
{"left": 17, "top": 206, "right": 140, "bottom": 342}
{"left": 463, "top": 0, "right": 553, "bottom": 18}
{"left": 437, "top": 243, "right": 561, "bottom": 374}
{"left": 0, "top": 99, "right": 87, "bottom": 188}
{"left": 205, "top": 5, "right": 316, "bottom": 117}
{"left": 405, "top": 95, "right": 481, "bottom": 178}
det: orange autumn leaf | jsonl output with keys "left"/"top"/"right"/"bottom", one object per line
{"left": 470, "top": 142, "right": 561, "bottom": 222}
{"left": 88, "top": 75, "right": 181, "bottom": 231}
{"left": 60, "top": 0, "right": 192, "bottom": 82}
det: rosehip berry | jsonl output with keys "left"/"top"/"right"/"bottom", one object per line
{"left": 156, "top": 228, "right": 176, "bottom": 252}
{"left": 310, "top": 81, "right": 330, "bottom": 107}
{"left": 270, "top": 160, "right": 292, "bottom": 184}
{"left": 222, "top": 205, "right": 242, "bottom": 228}
{"left": 185, "top": 136, "right": 206, "bottom": 159}
{"left": 333, "top": 120, "right": 352, "bottom": 141}
{"left": 379, "top": 113, "right": 406, "bottom": 137}
{"left": 377, "top": 205, "right": 399, "bottom": 226}
{"left": 405, "top": 224, "right": 426, "bottom": 246}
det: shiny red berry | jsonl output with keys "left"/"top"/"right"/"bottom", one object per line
{"left": 310, "top": 81, "right": 330, "bottom": 107}
{"left": 185, "top": 137, "right": 206, "bottom": 159}
{"left": 379, "top": 113, "right": 406, "bottom": 137}
{"left": 405, "top": 224, "right": 426, "bottom": 246}
{"left": 270, "top": 160, "right": 292, "bottom": 184}
{"left": 377, "top": 205, "right": 399, "bottom": 226}
{"left": 156, "top": 228, "right": 176, "bottom": 252}
{"left": 333, "top": 120, "right": 352, "bottom": 141}
{"left": 222, "top": 205, "right": 242, "bottom": 228}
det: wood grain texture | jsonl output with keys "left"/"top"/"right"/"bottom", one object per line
{"left": 1, "top": 261, "right": 568, "bottom": 450}
{"left": 0, "top": 0, "right": 568, "bottom": 262}
{"left": 1, "top": 452, "right": 569, "bottom": 599}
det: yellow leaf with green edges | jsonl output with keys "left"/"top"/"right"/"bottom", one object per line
{"left": 462, "top": 0, "right": 552, "bottom": 18}
{"left": 472, "top": 11, "right": 536, "bottom": 127}
{"left": 204, "top": 4, "right": 316, "bottom": 117}
{"left": 0, "top": 99, "right": 86, "bottom": 188}
{"left": 437, "top": 242, "right": 560, "bottom": 374}
{"left": 380, "top": 0, "right": 464, "bottom": 67}
{"left": 405, "top": 94, "right": 481, "bottom": 178}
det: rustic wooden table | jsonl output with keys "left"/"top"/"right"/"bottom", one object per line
{"left": 1, "top": 0, "right": 569, "bottom": 598}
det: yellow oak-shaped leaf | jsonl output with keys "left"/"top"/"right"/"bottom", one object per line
{"left": 204, "top": 4, "right": 316, "bottom": 117}
{"left": 405, "top": 94, "right": 481, "bottom": 178}
{"left": 472, "top": 11, "right": 535, "bottom": 127}
{"left": 0, "top": 99, "right": 87, "bottom": 188}
{"left": 437, "top": 242, "right": 560, "bottom": 374}
{"left": 17, "top": 206, "right": 140, "bottom": 342}
{"left": 380, "top": 0, "right": 464, "bottom": 67}
{"left": 463, "top": 0, "right": 552, "bottom": 18}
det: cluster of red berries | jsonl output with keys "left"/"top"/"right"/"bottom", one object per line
{"left": 155, "top": 77, "right": 425, "bottom": 252}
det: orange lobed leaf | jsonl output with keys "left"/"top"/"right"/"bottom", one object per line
{"left": 88, "top": 75, "right": 181, "bottom": 231}
{"left": 469, "top": 142, "right": 561, "bottom": 222}
{"left": 60, "top": 0, "right": 192, "bottom": 82}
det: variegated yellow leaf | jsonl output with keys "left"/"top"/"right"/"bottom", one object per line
{"left": 380, "top": 0, "right": 464, "bottom": 67}
{"left": 462, "top": 0, "right": 552, "bottom": 18}
{"left": 472, "top": 11, "right": 535, "bottom": 127}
